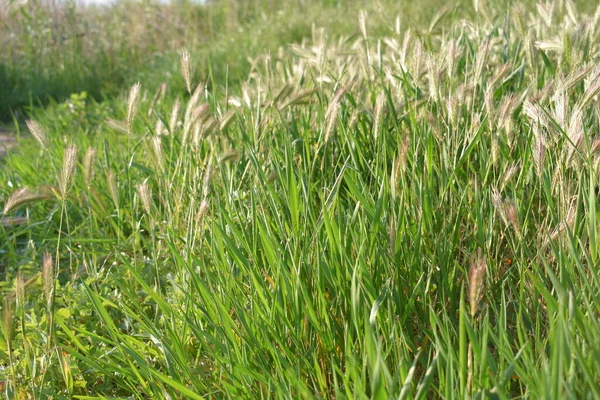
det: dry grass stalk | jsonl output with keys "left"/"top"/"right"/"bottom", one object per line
{"left": 26, "top": 120, "right": 49, "bottom": 150}
{"left": 3, "top": 187, "right": 53, "bottom": 214}
{"left": 58, "top": 144, "right": 78, "bottom": 199}
{"left": 127, "top": 82, "right": 142, "bottom": 134}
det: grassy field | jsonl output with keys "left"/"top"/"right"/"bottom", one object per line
{"left": 2, "top": 0, "right": 600, "bottom": 398}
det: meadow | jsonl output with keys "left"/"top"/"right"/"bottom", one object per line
{"left": 2, "top": 0, "right": 600, "bottom": 398}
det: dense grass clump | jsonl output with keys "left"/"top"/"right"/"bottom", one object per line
{"left": 2, "top": 0, "right": 600, "bottom": 398}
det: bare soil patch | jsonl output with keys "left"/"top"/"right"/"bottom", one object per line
{"left": 0, "top": 128, "right": 17, "bottom": 157}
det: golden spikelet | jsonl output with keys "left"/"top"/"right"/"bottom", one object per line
{"left": 58, "top": 144, "right": 78, "bottom": 200}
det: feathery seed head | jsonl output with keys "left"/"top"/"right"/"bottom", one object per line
{"left": 107, "top": 169, "right": 119, "bottom": 210}
{"left": 468, "top": 249, "right": 487, "bottom": 318}
{"left": 83, "top": 147, "right": 97, "bottom": 189}
{"left": 136, "top": 180, "right": 152, "bottom": 215}
{"left": 359, "top": 10, "right": 368, "bottom": 40}
{"left": 127, "top": 82, "right": 142, "bottom": 134}
{"left": 181, "top": 49, "right": 193, "bottom": 94}
{"left": 42, "top": 252, "right": 54, "bottom": 306}
{"left": 373, "top": 92, "right": 386, "bottom": 138}
{"left": 58, "top": 144, "right": 78, "bottom": 200}
{"left": 169, "top": 98, "right": 181, "bottom": 133}
{"left": 26, "top": 120, "right": 49, "bottom": 150}
{"left": 3, "top": 187, "right": 53, "bottom": 215}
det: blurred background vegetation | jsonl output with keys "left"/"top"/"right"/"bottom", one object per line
{"left": 0, "top": 0, "right": 475, "bottom": 122}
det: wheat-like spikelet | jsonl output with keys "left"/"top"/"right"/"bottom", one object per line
{"left": 26, "top": 119, "right": 49, "bottom": 150}
{"left": 58, "top": 144, "right": 78, "bottom": 199}
{"left": 127, "top": 82, "right": 142, "bottom": 134}
{"left": 3, "top": 187, "right": 53, "bottom": 214}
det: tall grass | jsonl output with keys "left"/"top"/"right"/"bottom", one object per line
{"left": 2, "top": 0, "right": 600, "bottom": 398}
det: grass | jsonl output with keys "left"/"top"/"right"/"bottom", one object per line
{"left": 2, "top": 0, "right": 600, "bottom": 398}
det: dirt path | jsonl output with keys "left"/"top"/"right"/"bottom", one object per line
{"left": 0, "top": 128, "right": 17, "bottom": 157}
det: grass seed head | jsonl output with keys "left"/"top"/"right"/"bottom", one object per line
{"left": 3, "top": 187, "right": 53, "bottom": 215}
{"left": 83, "top": 147, "right": 97, "bottom": 189}
{"left": 3, "top": 298, "right": 12, "bottom": 346}
{"left": 58, "top": 144, "right": 78, "bottom": 200}
{"left": 15, "top": 273, "right": 24, "bottom": 311}
{"left": 107, "top": 169, "right": 119, "bottom": 210}
{"left": 169, "top": 98, "right": 181, "bottom": 133}
{"left": 150, "top": 136, "right": 164, "bottom": 172}
{"left": 373, "top": 92, "right": 386, "bottom": 138}
{"left": 468, "top": 249, "right": 487, "bottom": 318}
{"left": 26, "top": 120, "right": 49, "bottom": 151}
{"left": 359, "top": 10, "right": 368, "bottom": 40}
{"left": 202, "top": 162, "right": 214, "bottom": 198}
{"left": 127, "top": 82, "right": 142, "bottom": 134}
{"left": 136, "top": 181, "right": 152, "bottom": 215}
{"left": 181, "top": 48, "right": 193, "bottom": 94}
{"left": 42, "top": 252, "right": 54, "bottom": 306}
